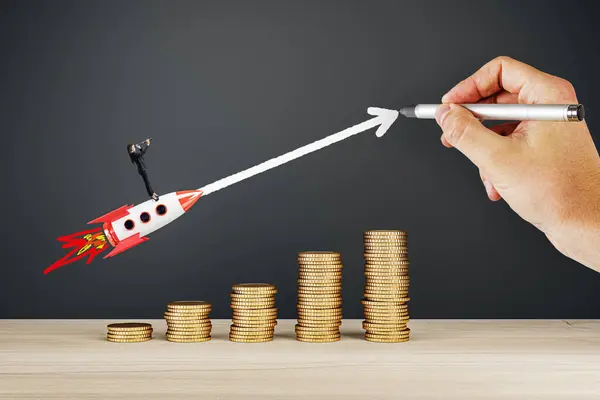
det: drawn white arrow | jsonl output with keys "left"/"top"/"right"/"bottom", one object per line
{"left": 198, "top": 107, "right": 399, "bottom": 196}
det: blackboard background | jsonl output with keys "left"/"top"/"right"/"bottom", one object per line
{"left": 1, "top": 0, "right": 599, "bottom": 319}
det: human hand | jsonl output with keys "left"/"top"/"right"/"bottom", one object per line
{"left": 436, "top": 56, "right": 600, "bottom": 270}
{"left": 145, "top": 138, "right": 151, "bottom": 146}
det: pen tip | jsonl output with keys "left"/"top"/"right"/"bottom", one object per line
{"left": 399, "top": 106, "right": 416, "bottom": 118}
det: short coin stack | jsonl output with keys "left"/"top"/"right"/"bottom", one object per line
{"left": 164, "top": 301, "right": 212, "bottom": 343}
{"left": 106, "top": 322, "right": 153, "bottom": 343}
{"left": 362, "top": 230, "right": 411, "bottom": 343}
{"left": 229, "top": 283, "right": 278, "bottom": 343}
{"left": 296, "top": 251, "right": 343, "bottom": 343}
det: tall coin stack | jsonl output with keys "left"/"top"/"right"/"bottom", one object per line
{"left": 229, "top": 283, "right": 278, "bottom": 343}
{"left": 362, "top": 230, "right": 410, "bottom": 343}
{"left": 164, "top": 301, "right": 212, "bottom": 343}
{"left": 296, "top": 251, "right": 343, "bottom": 343}
{"left": 106, "top": 323, "right": 153, "bottom": 343}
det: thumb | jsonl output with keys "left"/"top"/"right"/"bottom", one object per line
{"left": 436, "top": 104, "right": 510, "bottom": 172}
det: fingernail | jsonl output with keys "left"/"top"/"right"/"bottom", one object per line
{"left": 435, "top": 104, "right": 451, "bottom": 126}
{"left": 483, "top": 180, "right": 493, "bottom": 197}
{"left": 441, "top": 92, "right": 451, "bottom": 103}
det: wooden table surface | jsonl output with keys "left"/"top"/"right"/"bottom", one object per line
{"left": 1, "top": 319, "right": 599, "bottom": 399}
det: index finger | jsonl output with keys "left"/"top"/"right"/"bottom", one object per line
{"left": 442, "top": 56, "right": 577, "bottom": 104}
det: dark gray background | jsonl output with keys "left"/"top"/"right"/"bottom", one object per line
{"left": 1, "top": 0, "right": 599, "bottom": 319}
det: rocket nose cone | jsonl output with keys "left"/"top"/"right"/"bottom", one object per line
{"left": 176, "top": 190, "right": 203, "bottom": 212}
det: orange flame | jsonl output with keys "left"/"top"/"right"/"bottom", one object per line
{"left": 44, "top": 228, "right": 109, "bottom": 274}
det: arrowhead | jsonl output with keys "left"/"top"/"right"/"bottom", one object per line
{"left": 367, "top": 107, "right": 399, "bottom": 138}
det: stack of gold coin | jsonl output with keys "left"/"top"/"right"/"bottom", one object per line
{"left": 229, "top": 283, "right": 277, "bottom": 343}
{"left": 362, "top": 230, "right": 410, "bottom": 343}
{"left": 296, "top": 251, "right": 343, "bottom": 343}
{"left": 106, "top": 323, "right": 153, "bottom": 343}
{"left": 164, "top": 301, "right": 212, "bottom": 342}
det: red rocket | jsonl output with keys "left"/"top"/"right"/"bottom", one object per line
{"left": 45, "top": 190, "right": 203, "bottom": 274}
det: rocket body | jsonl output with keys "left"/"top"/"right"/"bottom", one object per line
{"left": 89, "top": 190, "right": 203, "bottom": 258}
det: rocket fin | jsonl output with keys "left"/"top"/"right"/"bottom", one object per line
{"left": 103, "top": 233, "right": 149, "bottom": 259}
{"left": 88, "top": 205, "right": 133, "bottom": 225}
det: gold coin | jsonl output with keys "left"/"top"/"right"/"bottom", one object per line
{"left": 107, "top": 333, "right": 152, "bottom": 340}
{"left": 166, "top": 322, "right": 212, "bottom": 328}
{"left": 298, "top": 275, "right": 342, "bottom": 281}
{"left": 297, "top": 294, "right": 342, "bottom": 300}
{"left": 232, "top": 318, "right": 277, "bottom": 324}
{"left": 364, "top": 253, "right": 408, "bottom": 258}
{"left": 107, "top": 336, "right": 152, "bottom": 343}
{"left": 166, "top": 333, "right": 211, "bottom": 340}
{"left": 365, "top": 262, "right": 410, "bottom": 268}
{"left": 297, "top": 312, "right": 343, "bottom": 318}
{"left": 365, "top": 272, "right": 410, "bottom": 278}
{"left": 364, "top": 296, "right": 409, "bottom": 302}
{"left": 296, "top": 336, "right": 340, "bottom": 343}
{"left": 107, "top": 328, "right": 153, "bottom": 336}
{"left": 363, "top": 239, "right": 408, "bottom": 244}
{"left": 167, "top": 336, "right": 211, "bottom": 343}
{"left": 297, "top": 296, "right": 342, "bottom": 302}
{"left": 364, "top": 286, "right": 410, "bottom": 292}
{"left": 299, "top": 264, "right": 343, "bottom": 269}
{"left": 230, "top": 323, "right": 275, "bottom": 330}
{"left": 364, "top": 280, "right": 410, "bottom": 286}
{"left": 295, "top": 324, "right": 339, "bottom": 331}
{"left": 364, "top": 309, "right": 409, "bottom": 315}
{"left": 297, "top": 318, "right": 342, "bottom": 324}
{"left": 232, "top": 320, "right": 277, "bottom": 327}
{"left": 166, "top": 328, "right": 211, "bottom": 335}
{"left": 364, "top": 284, "right": 410, "bottom": 291}
{"left": 297, "top": 280, "right": 341, "bottom": 286}
{"left": 296, "top": 333, "right": 341, "bottom": 340}
{"left": 364, "top": 307, "right": 409, "bottom": 313}
{"left": 366, "top": 329, "right": 410, "bottom": 338}
{"left": 232, "top": 307, "right": 278, "bottom": 314}
{"left": 230, "top": 293, "right": 275, "bottom": 300}
{"left": 229, "top": 332, "right": 274, "bottom": 339}
{"left": 297, "top": 317, "right": 343, "bottom": 324}
{"left": 298, "top": 273, "right": 343, "bottom": 280}
{"left": 230, "top": 298, "right": 276, "bottom": 304}
{"left": 363, "top": 246, "right": 408, "bottom": 250}
{"left": 230, "top": 303, "right": 276, "bottom": 310}
{"left": 106, "top": 323, "right": 152, "bottom": 331}
{"left": 298, "top": 291, "right": 342, "bottom": 296}
{"left": 364, "top": 271, "right": 409, "bottom": 277}
{"left": 298, "top": 251, "right": 340, "bottom": 257}
{"left": 232, "top": 315, "right": 278, "bottom": 321}
{"left": 364, "top": 230, "right": 407, "bottom": 235}
{"left": 363, "top": 321, "right": 408, "bottom": 329}
{"left": 297, "top": 307, "right": 342, "bottom": 313}
{"left": 362, "top": 299, "right": 409, "bottom": 307}
{"left": 229, "top": 336, "right": 273, "bottom": 343}
{"left": 365, "top": 264, "right": 410, "bottom": 269}
{"left": 364, "top": 310, "right": 409, "bottom": 317}
{"left": 296, "top": 300, "right": 342, "bottom": 310}
{"left": 167, "top": 301, "right": 211, "bottom": 309}
{"left": 232, "top": 283, "right": 277, "bottom": 292}
{"left": 364, "top": 317, "right": 409, "bottom": 323}
{"left": 365, "top": 336, "right": 409, "bottom": 343}
{"left": 297, "top": 303, "right": 342, "bottom": 310}
{"left": 166, "top": 319, "right": 212, "bottom": 325}
{"left": 164, "top": 311, "right": 210, "bottom": 318}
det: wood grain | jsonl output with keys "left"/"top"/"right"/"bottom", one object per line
{"left": 1, "top": 320, "right": 599, "bottom": 399}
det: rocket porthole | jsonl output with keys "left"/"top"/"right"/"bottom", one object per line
{"left": 140, "top": 212, "right": 151, "bottom": 223}
{"left": 156, "top": 205, "right": 167, "bottom": 215}
{"left": 124, "top": 220, "right": 135, "bottom": 230}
